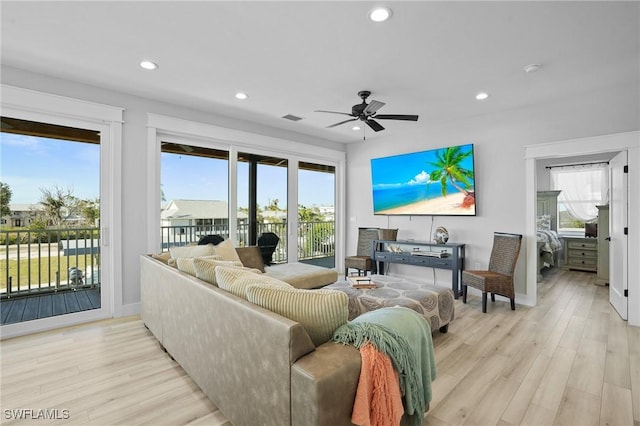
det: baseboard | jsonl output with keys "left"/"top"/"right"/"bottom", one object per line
{"left": 121, "top": 302, "right": 141, "bottom": 317}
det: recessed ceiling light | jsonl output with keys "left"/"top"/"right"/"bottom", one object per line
{"left": 369, "top": 7, "right": 392, "bottom": 22}
{"left": 352, "top": 125, "right": 361, "bottom": 131}
{"left": 140, "top": 60, "right": 158, "bottom": 70}
{"left": 475, "top": 92, "right": 489, "bottom": 101}
{"left": 235, "top": 92, "right": 248, "bottom": 100}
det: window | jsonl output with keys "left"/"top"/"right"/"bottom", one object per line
{"left": 550, "top": 163, "right": 609, "bottom": 233}
{"left": 160, "top": 142, "right": 229, "bottom": 248}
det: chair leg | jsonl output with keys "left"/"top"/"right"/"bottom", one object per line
{"left": 462, "top": 285, "right": 468, "bottom": 303}
{"left": 482, "top": 292, "right": 487, "bottom": 313}
{"left": 491, "top": 293, "right": 495, "bottom": 302}
{"left": 510, "top": 298, "right": 515, "bottom": 311}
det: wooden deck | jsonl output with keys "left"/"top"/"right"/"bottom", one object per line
{"left": 1, "top": 288, "right": 101, "bottom": 325}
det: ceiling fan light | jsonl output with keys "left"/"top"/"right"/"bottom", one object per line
{"left": 369, "top": 7, "right": 392, "bottom": 22}
{"left": 235, "top": 92, "right": 248, "bottom": 100}
{"left": 475, "top": 92, "right": 489, "bottom": 101}
{"left": 352, "top": 125, "right": 361, "bottom": 131}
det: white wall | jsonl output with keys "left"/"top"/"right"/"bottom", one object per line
{"left": 1, "top": 65, "right": 345, "bottom": 312}
{"left": 346, "top": 83, "right": 639, "bottom": 306}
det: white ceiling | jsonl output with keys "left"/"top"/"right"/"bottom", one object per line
{"left": 1, "top": 1, "right": 638, "bottom": 144}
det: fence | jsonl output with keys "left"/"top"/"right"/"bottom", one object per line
{"left": 1, "top": 227, "right": 101, "bottom": 298}
{"left": 1, "top": 221, "right": 335, "bottom": 299}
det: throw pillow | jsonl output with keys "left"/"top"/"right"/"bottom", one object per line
{"left": 235, "top": 246, "right": 265, "bottom": 273}
{"left": 216, "top": 266, "right": 289, "bottom": 299}
{"left": 169, "top": 243, "right": 217, "bottom": 260}
{"left": 246, "top": 284, "right": 348, "bottom": 346}
{"left": 192, "top": 258, "right": 245, "bottom": 286}
{"left": 214, "top": 239, "right": 242, "bottom": 263}
{"left": 176, "top": 255, "right": 223, "bottom": 277}
{"left": 151, "top": 251, "right": 171, "bottom": 264}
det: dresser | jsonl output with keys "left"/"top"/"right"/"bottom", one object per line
{"left": 564, "top": 237, "right": 598, "bottom": 272}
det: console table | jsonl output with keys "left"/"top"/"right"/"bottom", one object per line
{"left": 372, "top": 239, "right": 466, "bottom": 299}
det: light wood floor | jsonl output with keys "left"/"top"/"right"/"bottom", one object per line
{"left": 1, "top": 269, "right": 637, "bottom": 426}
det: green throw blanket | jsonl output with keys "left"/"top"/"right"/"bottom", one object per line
{"left": 333, "top": 306, "right": 436, "bottom": 426}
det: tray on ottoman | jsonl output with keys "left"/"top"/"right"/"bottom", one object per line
{"left": 326, "top": 274, "right": 455, "bottom": 333}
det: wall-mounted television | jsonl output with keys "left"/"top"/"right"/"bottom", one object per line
{"left": 371, "top": 143, "right": 476, "bottom": 216}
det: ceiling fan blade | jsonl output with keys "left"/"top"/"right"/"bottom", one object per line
{"left": 366, "top": 119, "right": 385, "bottom": 132}
{"left": 314, "top": 110, "right": 353, "bottom": 116}
{"left": 327, "top": 118, "right": 358, "bottom": 128}
{"left": 374, "top": 114, "right": 419, "bottom": 121}
{"left": 363, "top": 100, "right": 386, "bottom": 115}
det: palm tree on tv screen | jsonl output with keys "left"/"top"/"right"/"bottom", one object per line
{"left": 428, "top": 146, "right": 475, "bottom": 206}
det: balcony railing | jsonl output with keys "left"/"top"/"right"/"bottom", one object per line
{"left": 1, "top": 227, "right": 101, "bottom": 299}
{"left": 161, "top": 221, "right": 335, "bottom": 264}
{"left": 1, "top": 221, "right": 334, "bottom": 299}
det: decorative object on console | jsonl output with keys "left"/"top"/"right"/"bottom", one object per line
{"left": 433, "top": 226, "right": 449, "bottom": 244}
{"left": 462, "top": 232, "right": 522, "bottom": 313}
{"left": 371, "top": 144, "right": 476, "bottom": 216}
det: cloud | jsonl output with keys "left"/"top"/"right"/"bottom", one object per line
{"left": 408, "top": 171, "right": 430, "bottom": 185}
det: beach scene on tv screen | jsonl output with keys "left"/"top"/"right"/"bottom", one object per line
{"left": 371, "top": 144, "right": 476, "bottom": 215}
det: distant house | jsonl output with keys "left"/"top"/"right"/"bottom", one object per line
{"left": 3, "top": 203, "right": 46, "bottom": 227}
{"left": 161, "top": 199, "right": 247, "bottom": 235}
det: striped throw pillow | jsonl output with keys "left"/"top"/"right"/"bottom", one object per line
{"left": 192, "top": 258, "right": 245, "bottom": 285}
{"left": 216, "top": 266, "right": 288, "bottom": 299}
{"left": 176, "top": 255, "right": 223, "bottom": 277}
{"left": 246, "top": 284, "right": 348, "bottom": 346}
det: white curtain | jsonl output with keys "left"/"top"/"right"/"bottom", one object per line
{"left": 550, "top": 164, "right": 609, "bottom": 222}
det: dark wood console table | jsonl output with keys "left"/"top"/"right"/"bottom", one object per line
{"left": 372, "top": 239, "right": 466, "bottom": 299}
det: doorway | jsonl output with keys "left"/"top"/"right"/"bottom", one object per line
{"left": 525, "top": 133, "right": 635, "bottom": 323}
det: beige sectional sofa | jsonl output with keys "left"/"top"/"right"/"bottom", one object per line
{"left": 140, "top": 254, "right": 361, "bottom": 426}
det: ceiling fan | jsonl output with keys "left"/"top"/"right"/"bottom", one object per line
{"left": 315, "top": 90, "right": 419, "bottom": 133}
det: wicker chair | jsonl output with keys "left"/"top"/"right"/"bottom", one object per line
{"left": 462, "top": 232, "right": 523, "bottom": 313}
{"left": 344, "top": 227, "right": 379, "bottom": 277}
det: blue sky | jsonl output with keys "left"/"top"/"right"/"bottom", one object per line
{"left": 0, "top": 132, "right": 334, "bottom": 208}
{"left": 162, "top": 152, "right": 335, "bottom": 208}
{"left": 1, "top": 133, "right": 100, "bottom": 204}
{"left": 371, "top": 143, "right": 475, "bottom": 189}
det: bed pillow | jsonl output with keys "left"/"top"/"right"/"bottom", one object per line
{"left": 151, "top": 251, "right": 171, "bottom": 264}
{"left": 537, "top": 215, "right": 552, "bottom": 231}
{"left": 246, "top": 284, "right": 348, "bottom": 346}
{"left": 192, "top": 258, "right": 245, "bottom": 286}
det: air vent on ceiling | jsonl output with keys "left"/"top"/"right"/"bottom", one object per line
{"left": 282, "top": 114, "right": 303, "bottom": 121}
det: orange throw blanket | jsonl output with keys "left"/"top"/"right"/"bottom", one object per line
{"left": 351, "top": 343, "right": 404, "bottom": 426}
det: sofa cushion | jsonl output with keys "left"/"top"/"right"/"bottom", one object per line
{"left": 169, "top": 243, "right": 217, "bottom": 260}
{"left": 214, "top": 239, "right": 243, "bottom": 262}
{"left": 265, "top": 263, "right": 338, "bottom": 289}
{"left": 192, "top": 258, "right": 246, "bottom": 285}
{"left": 246, "top": 284, "right": 348, "bottom": 346}
{"left": 176, "top": 255, "right": 223, "bottom": 277}
{"left": 216, "top": 266, "right": 290, "bottom": 299}
{"left": 236, "top": 246, "right": 266, "bottom": 273}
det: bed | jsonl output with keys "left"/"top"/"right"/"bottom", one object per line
{"left": 537, "top": 190, "right": 563, "bottom": 280}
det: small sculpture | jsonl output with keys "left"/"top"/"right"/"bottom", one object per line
{"left": 433, "top": 226, "right": 449, "bottom": 244}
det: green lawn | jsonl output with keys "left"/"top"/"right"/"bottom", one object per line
{"left": 0, "top": 255, "right": 96, "bottom": 294}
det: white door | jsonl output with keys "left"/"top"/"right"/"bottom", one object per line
{"left": 609, "top": 151, "right": 628, "bottom": 320}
